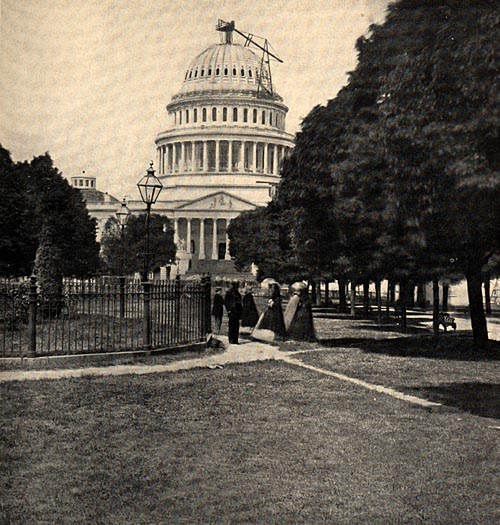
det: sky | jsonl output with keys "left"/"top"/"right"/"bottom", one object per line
{"left": 1, "top": 0, "right": 390, "bottom": 200}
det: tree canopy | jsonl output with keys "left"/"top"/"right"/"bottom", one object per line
{"left": 228, "top": 0, "right": 500, "bottom": 347}
{"left": 100, "top": 214, "right": 176, "bottom": 276}
{"left": 0, "top": 146, "right": 100, "bottom": 277}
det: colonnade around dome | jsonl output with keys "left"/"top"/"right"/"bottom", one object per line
{"left": 157, "top": 139, "right": 292, "bottom": 176}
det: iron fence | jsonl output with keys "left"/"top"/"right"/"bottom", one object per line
{"left": 0, "top": 275, "right": 211, "bottom": 357}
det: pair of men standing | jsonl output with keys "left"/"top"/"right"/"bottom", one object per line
{"left": 212, "top": 281, "right": 242, "bottom": 344}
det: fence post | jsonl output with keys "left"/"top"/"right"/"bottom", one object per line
{"left": 142, "top": 280, "right": 152, "bottom": 350}
{"left": 203, "top": 274, "right": 212, "bottom": 335}
{"left": 27, "top": 275, "right": 37, "bottom": 357}
{"left": 119, "top": 276, "right": 126, "bottom": 318}
{"left": 174, "top": 274, "right": 181, "bottom": 341}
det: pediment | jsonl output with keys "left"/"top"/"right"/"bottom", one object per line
{"left": 175, "top": 191, "right": 257, "bottom": 212}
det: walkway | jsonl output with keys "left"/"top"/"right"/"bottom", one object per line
{"left": 0, "top": 336, "right": 440, "bottom": 408}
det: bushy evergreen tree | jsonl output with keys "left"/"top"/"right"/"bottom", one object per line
{"left": 100, "top": 214, "right": 176, "bottom": 276}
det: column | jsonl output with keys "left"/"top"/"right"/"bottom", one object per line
{"left": 173, "top": 218, "right": 179, "bottom": 247}
{"left": 186, "top": 218, "right": 192, "bottom": 253}
{"left": 215, "top": 140, "right": 220, "bottom": 172}
{"left": 203, "top": 141, "right": 208, "bottom": 172}
{"left": 181, "top": 142, "right": 185, "bottom": 172}
{"left": 263, "top": 143, "right": 268, "bottom": 174}
{"left": 172, "top": 142, "right": 177, "bottom": 172}
{"left": 161, "top": 146, "right": 165, "bottom": 174}
{"left": 157, "top": 148, "right": 161, "bottom": 174}
{"left": 228, "top": 141, "right": 233, "bottom": 172}
{"left": 211, "top": 218, "right": 218, "bottom": 260}
{"left": 252, "top": 142, "right": 257, "bottom": 172}
{"left": 191, "top": 141, "right": 195, "bottom": 172}
{"left": 199, "top": 218, "right": 205, "bottom": 259}
{"left": 273, "top": 144, "right": 278, "bottom": 175}
{"left": 224, "top": 219, "right": 231, "bottom": 260}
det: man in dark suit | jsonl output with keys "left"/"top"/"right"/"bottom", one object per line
{"left": 212, "top": 287, "right": 224, "bottom": 334}
{"left": 224, "top": 281, "right": 243, "bottom": 344}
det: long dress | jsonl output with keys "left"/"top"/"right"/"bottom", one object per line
{"left": 241, "top": 292, "right": 259, "bottom": 334}
{"left": 251, "top": 287, "right": 286, "bottom": 343}
{"left": 287, "top": 293, "right": 316, "bottom": 342}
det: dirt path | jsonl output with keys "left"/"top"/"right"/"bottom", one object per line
{"left": 0, "top": 336, "right": 442, "bottom": 408}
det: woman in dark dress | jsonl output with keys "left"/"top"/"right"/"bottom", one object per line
{"left": 251, "top": 283, "right": 286, "bottom": 343}
{"left": 286, "top": 282, "right": 316, "bottom": 342}
{"left": 241, "top": 287, "right": 259, "bottom": 334}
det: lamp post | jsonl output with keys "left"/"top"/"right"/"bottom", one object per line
{"left": 137, "top": 162, "right": 162, "bottom": 350}
{"left": 137, "top": 161, "right": 163, "bottom": 281}
{"left": 116, "top": 198, "right": 130, "bottom": 318}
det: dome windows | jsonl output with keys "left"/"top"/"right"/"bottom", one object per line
{"left": 216, "top": 67, "right": 220, "bottom": 76}
{"left": 243, "top": 108, "right": 248, "bottom": 122}
{"left": 223, "top": 107, "right": 227, "bottom": 122}
{"left": 253, "top": 108, "right": 257, "bottom": 123}
{"left": 212, "top": 107, "right": 217, "bottom": 121}
{"left": 194, "top": 69, "right": 198, "bottom": 78}
{"left": 232, "top": 67, "right": 237, "bottom": 76}
{"left": 248, "top": 69, "right": 253, "bottom": 78}
{"left": 202, "top": 108, "right": 207, "bottom": 122}
{"left": 262, "top": 111, "right": 266, "bottom": 125}
{"left": 201, "top": 69, "right": 205, "bottom": 77}
{"left": 233, "top": 107, "right": 238, "bottom": 122}
{"left": 241, "top": 68, "right": 245, "bottom": 77}
{"left": 208, "top": 67, "right": 212, "bottom": 76}
{"left": 194, "top": 108, "right": 197, "bottom": 123}
{"left": 224, "top": 66, "right": 228, "bottom": 76}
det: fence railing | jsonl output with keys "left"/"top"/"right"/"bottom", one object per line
{"left": 0, "top": 275, "right": 211, "bottom": 357}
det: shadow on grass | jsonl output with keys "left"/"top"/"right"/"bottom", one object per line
{"left": 406, "top": 382, "right": 500, "bottom": 420}
{"left": 318, "top": 335, "right": 500, "bottom": 362}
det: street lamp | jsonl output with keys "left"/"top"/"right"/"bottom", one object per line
{"left": 137, "top": 161, "right": 163, "bottom": 281}
{"left": 116, "top": 198, "right": 130, "bottom": 318}
{"left": 116, "top": 198, "right": 131, "bottom": 274}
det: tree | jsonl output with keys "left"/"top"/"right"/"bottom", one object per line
{"left": 0, "top": 146, "right": 37, "bottom": 275}
{"left": 228, "top": 203, "right": 304, "bottom": 282}
{"left": 377, "top": 1, "right": 500, "bottom": 346}
{"left": 33, "top": 223, "right": 64, "bottom": 314}
{"left": 100, "top": 214, "right": 176, "bottom": 276}
{"left": 0, "top": 147, "right": 100, "bottom": 277}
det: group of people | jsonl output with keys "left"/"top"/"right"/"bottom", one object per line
{"left": 212, "top": 281, "right": 316, "bottom": 345}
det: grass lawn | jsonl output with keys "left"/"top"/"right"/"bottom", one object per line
{"left": 2, "top": 358, "right": 499, "bottom": 524}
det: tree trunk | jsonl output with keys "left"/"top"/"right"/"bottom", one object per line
{"left": 484, "top": 275, "right": 491, "bottom": 315}
{"left": 432, "top": 279, "right": 440, "bottom": 339}
{"left": 407, "top": 282, "right": 415, "bottom": 308}
{"left": 398, "top": 280, "right": 408, "bottom": 332}
{"left": 466, "top": 268, "right": 489, "bottom": 349}
{"left": 338, "top": 277, "right": 347, "bottom": 313}
{"left": 389, "top": 281, "right": 395, "bottom": 305}
{"left": 375, "top": 280, "right": 382, "bottom": 325}
{"left": 363, "top": 281, "right": 370, "bottom": 315}
{"left": 386, "top": 279, "right": 392, "bottom": 317}
{"left": 416, "top": 281, "right": 427, "bottom": 309}
{"left": 310, "top": 279, "right": 317, "bottom": 305}
{"left": 350, "top": 281, "right": 356, "bottom": 317}
{"left": 442, "top": 283, "right": 449, "bottom": 312}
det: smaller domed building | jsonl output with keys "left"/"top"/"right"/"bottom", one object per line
{"left": 71, "top": 172, "right": 120, "bottom": 242}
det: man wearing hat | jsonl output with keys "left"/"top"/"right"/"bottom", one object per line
{"left": 224, "top": 281, "right": 243, "bottom": 344}
{"left": 212, "top": 287, "right": 224, "bottom": 335}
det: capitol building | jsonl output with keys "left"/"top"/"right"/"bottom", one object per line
{"left": 78, "top": 20, "right": 294, "bottom": 276}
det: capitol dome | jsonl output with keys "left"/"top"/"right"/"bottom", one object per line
{"left": 173, "top": 43, "right": 282, "bottom": 101}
